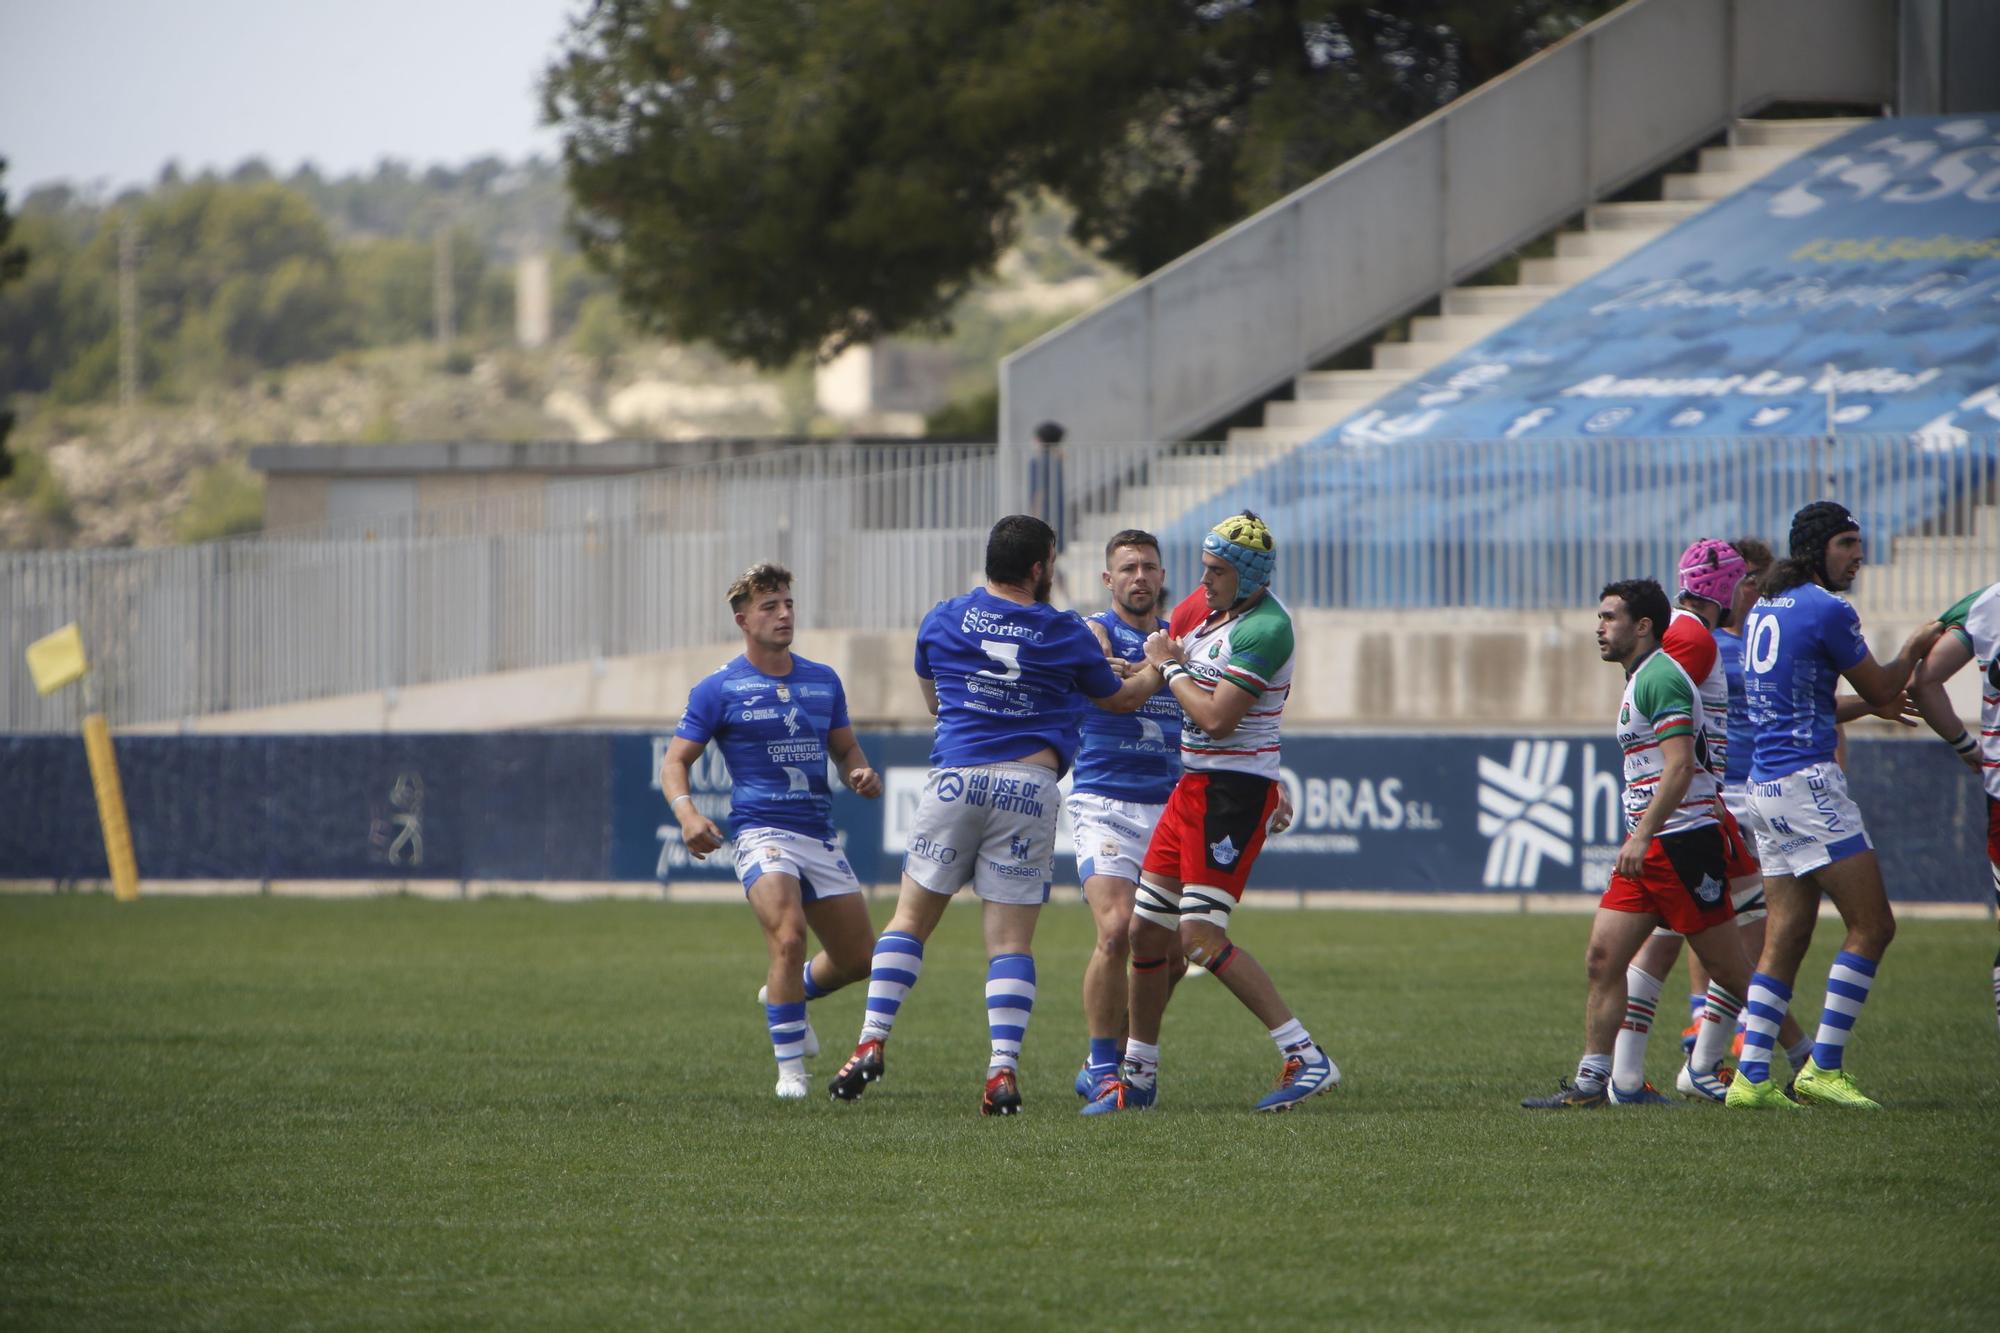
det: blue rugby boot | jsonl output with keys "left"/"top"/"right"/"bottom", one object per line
{"left": 1254, "top": 1048, "right": 1340, "bottom": 1112}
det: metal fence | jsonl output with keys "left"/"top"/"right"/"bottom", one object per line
{"left": 5, "top": 433, "right": 1996, "bottom": 731}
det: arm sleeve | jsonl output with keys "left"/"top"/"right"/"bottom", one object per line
{"left": 1662, "top": 613, "right": 1718, "bottom": 683}
{"left": 1067, "top": 619, "right": 1122, "bottom": 699}
{"left": 912, "top": 611, "right": 936, "bottom": 681}
{"left": 1219, "top": 612, "right": 1295, "bottom": 698}
{"left": 673, "top": 676, "right": 720, "bottom": 744}
{"left": 1940, "top": 587, "right": 1982, "bottom": 651}
{"left": 1827, "top": 598, "right": 1868, "bottom": 673}
{"left": 1632, "top": 661, "right": 1696, "bottom": 740}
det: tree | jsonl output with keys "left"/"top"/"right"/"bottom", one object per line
{"left": 0, "top": 159, "right": 29, "bottom": 481}
{"left": 545, "top": 0, "right": 1617, "bottom": 367}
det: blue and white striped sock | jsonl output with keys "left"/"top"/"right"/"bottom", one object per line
{"left": 802, "top": 960, "right": 830, "bottom": 1000}
{"left": 1811, "top": 949, "right": 1878, "bottom": 1071}
{"left": 985, "top": 953, "right": 1037, "bottom": 1072}
{"left": 858, "top": 931, "right": 924, "bottom": 1042}
{"left": 1739, "top": 972, "right": 1792, "bottom": 1084}
{"left": 766, "top": 999, "right": 808, "bottom": 1067}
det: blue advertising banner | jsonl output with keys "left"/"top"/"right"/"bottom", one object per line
{"left": 1, "top": 731, "right": 1984, "bottom": 905}
{"left": 1324, "top": 116, "right": 2000, "bottom": 445}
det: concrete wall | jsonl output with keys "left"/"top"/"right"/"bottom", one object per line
{"left": 131, "top": 606, "right": 1977, "bottom": 736}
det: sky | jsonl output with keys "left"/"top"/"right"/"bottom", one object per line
{"left": 1, "top": 0, "right": 583, "bottom": 194}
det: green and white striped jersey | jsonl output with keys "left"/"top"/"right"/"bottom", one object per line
{"left": 1939, "top": 582, "right": 2000, "bottom": 800}
{"left": 1171, "top": 589, "right": 1294, "bottom": 780}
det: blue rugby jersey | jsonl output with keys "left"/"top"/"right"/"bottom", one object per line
{"left": 1742, "top": 583, "right": 1869, "bottom": 782}
{"left": 673, "top": 655, "right": 850, "bottom": 838}
{"left": 1713, "top": 627, "right": 1753, "bottom": 789}
{"left": 1072, "top": 610, "right": 1180, "bottom": 803}
{"left": 914, "top": 590, "right": 1122, "bottom": 776}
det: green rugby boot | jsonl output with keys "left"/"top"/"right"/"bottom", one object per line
{"left": 1792, "top": 1058, "right": 1882, "bottom": 1110}
{"left": 1724, "top": 1071, "right": 1806, "bottom": 1111}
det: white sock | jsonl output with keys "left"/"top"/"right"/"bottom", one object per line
{"left": 1268, "top": 1017, "right": 1318, "bottom": 1059}
{"left": 1691, "top": 981, "right": 1744, "bottom": 1072}
{"left": 1612, "top": 966, "right": 1663, "bottom": 1094}
{"left": 1123, "top": 1039, "right": 1160, "bottom": 1085}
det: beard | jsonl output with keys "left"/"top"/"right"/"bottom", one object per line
{"left": 1118, "top": 586, "right": 1158, "bottom": 616}
{"left": 1034, "top": 569, "right": 1054, "bottom": 603}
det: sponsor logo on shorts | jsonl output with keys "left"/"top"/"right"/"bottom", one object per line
{"left": 937, "top": 771, "right": 967, "bottom": 802}
{"left": 1209, "top": 835, "right": 1239, "bottom": 867}
{"left": 1009, "top": 834, "right": 1032, "bottom": 861}
{"left": 909, "top": 835, "right": 958, "bottom": 865}
{"left": 990, "top": 861, "right": 1043, "bottom": 879}
{"left": 1101, "top": 840, "right": 1120, "bottom": 859}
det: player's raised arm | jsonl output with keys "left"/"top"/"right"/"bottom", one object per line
{"left": 1841, "top": 619, "right": 1946, "bottom": 708}
{"left": 660, "top": 735, "right": 725, "bottom": 858}
{"left": 1911, "top": 603, "right": 1980, "bottom": 768}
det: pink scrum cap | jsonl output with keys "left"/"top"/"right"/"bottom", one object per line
{"left": 1677, "top": 538, "right": 1747, "bottom": 606}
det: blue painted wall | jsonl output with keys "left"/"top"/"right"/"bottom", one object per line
{"left": 1, "top": 731, "right": 1982, "bottom": 903}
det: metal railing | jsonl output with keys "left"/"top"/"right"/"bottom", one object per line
{"left": 997, "top": 0, "right": 1895, "bottom": 482}
{"left": 5, "top": 432, "right": 1994, "bottom": 731}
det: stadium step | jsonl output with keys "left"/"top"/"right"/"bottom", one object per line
{"left": 1730, "top": 116, "right": 1873, "bottom": 148}
{"left": 1439, "top": 285, "right": 1563, "bottom": 317}
{"left": 1071, "top": 114, "right": 1876, "bottom": 545}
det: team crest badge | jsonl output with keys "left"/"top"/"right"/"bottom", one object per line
{"left": 762, "top": 845, "right": 783, "bottom": 862}
{"left": 1101, "top": 840, "right": 1119, "bottom": 859}
{"left": 775, "top": 684, "right": 791, "bottom": 702}
{"left": 1694, "top": 872, "right": 1724, "bottom": 905}
{"left": 1208, "top": 643, "right": 1221, "bottom": 659}
{"left": 1619, "top": 702, "right": 1630, "bottom": 726}
{"left": 1209, "top": 835, "right": 1239, "bottom": 867}
{"left": 1009, "top": 835, "right": 1032, "bottom": 860}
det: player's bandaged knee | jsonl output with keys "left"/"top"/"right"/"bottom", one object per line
{"left": 1134, "top": 878, "right": 1180, "bottom": 929}
{"left": 1177, "top": 886, "right": 1234, "bottom": 929}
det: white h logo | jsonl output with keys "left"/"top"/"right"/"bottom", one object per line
{"left": 1477, "top": 741, "right": 1576, "bottom": 888}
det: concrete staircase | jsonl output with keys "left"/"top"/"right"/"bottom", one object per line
{"left": 1066, "top": 118, "right": 1870, "bottom": 565}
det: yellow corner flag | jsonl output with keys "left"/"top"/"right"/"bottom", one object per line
{"left": 27, "top": 622, "right": 89, "bottom": 696}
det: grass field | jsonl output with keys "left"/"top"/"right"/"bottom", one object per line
{"left": 2, "top": 894, "right": 1997, "bottom": 1329}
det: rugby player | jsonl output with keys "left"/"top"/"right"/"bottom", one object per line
{"left": 1523, "top": 578, "right": 1759, "bottom": 1109}
{"left": 826, "top": 515, "right": 1165, "bottom": 1114}
{"left": 662, "top": 563, "right": 882, "bottom": 1100}
{"left": 1907, "top": 579, "right": 2000, "bottom": 1034}
{"left": 1725, "top": 502, "right": 1943, "bottom": 1111}
{"left": 1083, "top": 512, "right": 1336, "bottom": 1115}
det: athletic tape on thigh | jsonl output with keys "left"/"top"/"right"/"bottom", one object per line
{"left": 1178, "top": 885, "right": 1235, "bottom": 927}
{"left": 1134, "top": 878, "right": 1180, "bottom": 930}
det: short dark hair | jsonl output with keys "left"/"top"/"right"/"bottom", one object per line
{"left": 728, "top": 562, "right": 792, "bottom": 613}
{"left": 986, "top": 514, "right": 1056, "bottom": 585}
{"left": 1600, "top": 577, "right": 1671, "bottom": 641}
{"left": 1103, "top": 528, "right": 1161, "bottom": 566}
{"left": 1728, "top": 536, "right": 1773, "bottom": 573}
{"left": 1033, "top": 421, "right": 1065, "bottom": 445}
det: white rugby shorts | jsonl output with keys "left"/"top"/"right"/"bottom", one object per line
{"left": 1748, "top": 762, "right": 1873, "bottom": 879}
{"left": 1066, "top": 790, "right": 1167, "bottom": 889}
{"left": 732, "top": 826, "right": 863, "bottom": 901}
{"left": 902, "top": 762, "right": 1058, "bottom": 906}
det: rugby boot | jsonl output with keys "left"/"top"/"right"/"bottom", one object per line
{"left": 981, "top": 1066, "right": 1023, "bottom": 1116}
{"left": 1521, "top": 1077, "right": 1606, "bottom": 1109}
{"left": 1792, "top": 1058, "right": 1882, "bottom": 1110}
{"left": 1255, "top": 1048, "right": 1340, "bottom": 1112}
{"left": 1675, "top": 1060, "right": 1733, "bottom": 1103}
{"left": 827, "top": 1038, "right": 885, "bottom": 1102}
{"left": 1080, "top": 1068, "right": 1157, "bottom": 1116}
{"left": 1723, "top": 1071, "right": 1806, "bottom": 1111}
